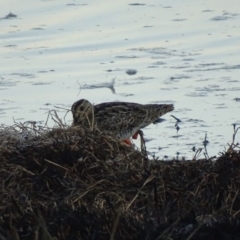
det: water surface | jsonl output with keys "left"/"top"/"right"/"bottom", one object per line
{"left": 1, "top": 0, "right": 240, "bottom": 159}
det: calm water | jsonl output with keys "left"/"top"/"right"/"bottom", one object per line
{"left": 1, "top": 0, "right": 240, "bottom": 159}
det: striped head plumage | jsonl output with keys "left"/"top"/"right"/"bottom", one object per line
{"left": 71, "top": 99, "right": 94, "bottom": 127}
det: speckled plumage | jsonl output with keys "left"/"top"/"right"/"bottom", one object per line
{"left": 71, "top": 99, "right": 174, "bottom": 140}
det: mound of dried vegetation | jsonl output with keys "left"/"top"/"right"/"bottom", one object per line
{"left": 0, "top": 120, "right": 240, "bottom": 240}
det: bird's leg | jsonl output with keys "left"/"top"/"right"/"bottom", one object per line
{"left": 138, "top": 130, "right": 146, "bottom": 153}
{"left": 123, "top": 139, "right": 132, "bottom": 145}
{"left": 138, "top": 130, "right": 148, "bottom": 167}
{"left": 123, "top": 130, "right": 140, "bottom": 144}
{"left": 132, "top": 131, "right": 140, "bottom": 139}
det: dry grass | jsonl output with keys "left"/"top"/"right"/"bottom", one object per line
{"left": 0, "top": 116, "right": 240, "bottom": 240}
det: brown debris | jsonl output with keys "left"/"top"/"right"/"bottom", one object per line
{"left": 0, "top": 122, "right": 240, "bottom": 240}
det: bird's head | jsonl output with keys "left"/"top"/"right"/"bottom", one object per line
{"left": 71, "top": 99, "right": 94, "bottom": 126}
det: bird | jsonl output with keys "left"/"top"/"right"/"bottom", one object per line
{"left": 71, "top": 99, "right": 174, "bottom": 144}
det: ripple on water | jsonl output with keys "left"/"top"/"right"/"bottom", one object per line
{"left": 0, "top": 106, "right": 19, "bottom": 117}
{"left": 31, "top": 82, "right": 54, "bottom": 86}
{"left": 105, "top": 68, "right": 121, "bottom": 72}
{"left": 185, "top": 92, "right": 208, "bottom": 97}
{"left": 135, "top": 76, "right": 154, "bottom": 81}
{"left": 195, "top": 85, "right": 225, "bottom": 92}
{"left": 118, "top": 93, "right": 134, "bottom": 97}
{"left": 187, "top": 63, "right": 240, "bottom": 72}
{"left": 31, "top": 27, "right": 45, "bottom": 30}
{"left": 11, "top": 73, "right": 36, "bottom": 79}
{"left": 66, "top": 3, "right": 88, "bottom": 6}
{"left": 0, "top": 79, "right": 17, "bottom": 88}
{"left": 115, "top": 55, "right": 138, "bottom": 59}
{"left": 4, "top": 45, "right": 17, "bottom": 48}
{"left": 129, "top": 3, "right": 146, "bottom": 6}
{"left": 151, "top": 61, "right": 166, "bottom": 66}
{"left": 170, "top": 63, "right": 191, "bottom": 69}
{"left": 132, "top": 47, "right": 201, "bottom": 59}
{"left": 172, "top": 18, "right": 187, "bottom": 21}
{"left": 38, "top": 70, "right": 55, "bottom": 73}
{"left": 169, "top": 74, "right": 191, "bottom": 81}
{"left": 210, "top": 11, "right": 239, "bottom": 21}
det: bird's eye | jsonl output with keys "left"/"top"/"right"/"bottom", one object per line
{"left": 80, "top": 106, "right": 84, "bottom": 111}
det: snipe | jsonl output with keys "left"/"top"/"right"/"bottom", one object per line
{"left": 71, "top": 99, "right": 174, "bottom": 144}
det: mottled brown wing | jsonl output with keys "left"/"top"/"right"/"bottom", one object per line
{"left": 94, "top": 102, "right": 148, "bottom": 132}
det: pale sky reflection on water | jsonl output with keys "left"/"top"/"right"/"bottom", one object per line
{"left": 1, "top": 0, "right": 240, "bottom": 159}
